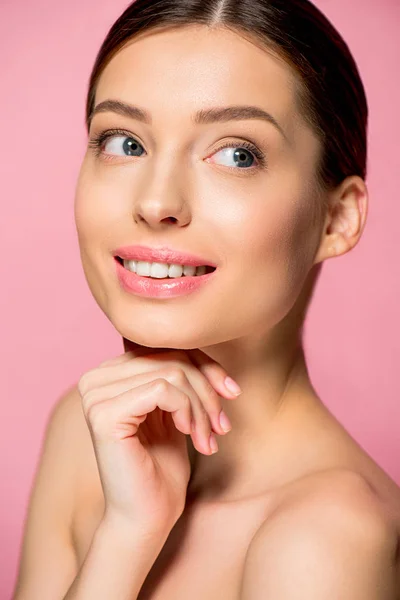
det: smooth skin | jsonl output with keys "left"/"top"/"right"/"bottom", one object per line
{"left": 77, "top": 347, "right": 242, "bottom": 533}
{"left": 13, "top": 23, "right": 400, "bottom": 599}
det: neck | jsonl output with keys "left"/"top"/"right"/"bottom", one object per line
{"left": 122, "top": 334, "right": 324, "bottom": 504}
{"left": 185, "top": 342, "right": 323, "bottom": 503}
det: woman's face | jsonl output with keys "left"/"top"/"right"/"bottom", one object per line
{"left": 75, "top": 24, "right": 326, "bottom": 349}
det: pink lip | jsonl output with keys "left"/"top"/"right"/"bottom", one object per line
{"left": 114, "top": 257, "right": 217, "bottom": 299}
{"left": 113, "top": 244, "right": 217, "bottom": 268}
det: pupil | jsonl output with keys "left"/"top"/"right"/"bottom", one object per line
{"left": 234, "top": 148, "right": 253, "bottom": 167}
{"left": 123, "top": 139, "right": 142, "bottom": 156}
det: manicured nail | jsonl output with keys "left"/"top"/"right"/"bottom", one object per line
{"left": 209, "top": 433, "right": 219, "bottom": 454}
{"left": 224, "top": 376, "right": 242, "bottom": 396}
{"left": 219, "top": 410, "right": 232, "bottom": 432}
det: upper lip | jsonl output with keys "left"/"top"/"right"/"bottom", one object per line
{"left": 113, "top": 244, "right": 218, "bottom": 268}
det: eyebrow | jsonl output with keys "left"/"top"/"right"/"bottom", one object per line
{"left": 89, "top": 99, "right": 288, "bottom": 142}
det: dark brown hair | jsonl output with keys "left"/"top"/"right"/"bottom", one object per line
{"left": 85, "top": 0, "right": 368, "bottom": 204}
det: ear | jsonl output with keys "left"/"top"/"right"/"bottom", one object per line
{"left": 314, "top": 175, "right": 369, "bottom": 264}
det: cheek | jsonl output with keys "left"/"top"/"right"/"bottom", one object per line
{"left": 74, "top": 159, "right": 99, "bottom": 242}
{"left": 74, "top": 161, "right": 118, "bottom": 306}
{"left": 74, "top": 159, "right": 125, "bottom": 247}
{"left": 239, "top": 194, "right": 314, "bottom": 271}
{"left": 231, "top": 191, "right": 318, "bottom": 322}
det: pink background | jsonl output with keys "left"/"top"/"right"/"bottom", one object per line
{"left": 1, "top": 0, "right": 399, "bottom": 596}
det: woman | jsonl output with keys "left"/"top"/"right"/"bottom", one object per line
{"left": 13, "top": 0, "right": 400, "bottom": 598}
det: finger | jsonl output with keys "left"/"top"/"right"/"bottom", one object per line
{"left": 161, "top": 366, "right": 214, "bottom": 454}
{"left": 122, "top": 353, "right": 221, "bottom": 449}
{"left": 81, "top": 367, "right": 211, "bottom": 454}
{"left": 188, "top": 349, "right": 242, "bottom": 399}
{"left": 86, "top": 379, "right": 207, "bottom": 453}
{"left": 94, "top": 368, "right": 211, "bottom": 454}
{"left": 80, "top": 351, "right": 224, "bottom": 452}
{"left": 79, "top": 352, "right": 143, "bottom": 396}
{"left": 174, "top": 360, "right": 231, "bottom": 437}
{"left": 79, "top": 351, "right": 209, "bottom": 411}
{"left": 98, "top": 351, "right": 136, "bottom": 368}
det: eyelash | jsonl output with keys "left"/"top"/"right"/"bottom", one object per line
{"left": 87, "top": 128, "right": 267, "bottom": 171}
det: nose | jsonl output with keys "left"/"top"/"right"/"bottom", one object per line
{"left": 133, "top": 188, "right": 191, "bottom": 229}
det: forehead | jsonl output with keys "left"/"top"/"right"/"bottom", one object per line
{"left": 95, "top": 25, "right": 300, "bottom": 137}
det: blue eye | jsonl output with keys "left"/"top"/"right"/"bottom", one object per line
{"left": 88, "top": 129, "right": 267, "bottom": 170}
{"left": 97, "top": 134, "right": 144, "bottom": 157}
{"left": 207, "top": 141, "right": 266, "bottom": 169}
{"left": 88, "top": 130, "right": 145, "bottom": 159}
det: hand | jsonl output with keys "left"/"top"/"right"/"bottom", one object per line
{"left": 77, "top": 346, "right": 240, "bottom": 537}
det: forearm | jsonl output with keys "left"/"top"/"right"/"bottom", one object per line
{"left": 63, "top": 517, "right": 169, "bottom": 600}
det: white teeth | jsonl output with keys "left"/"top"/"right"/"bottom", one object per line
{"left": 122, "top": 260, "right": 208, "bottom": 278}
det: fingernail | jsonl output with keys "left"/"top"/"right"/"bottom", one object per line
{"left": 209, "top": 433, "right": 219, "bottom": 454}
{"left": 224, "top": 376, "right": 242, "bottom": 396}
{"left": 219, "top": 410, "right": 232, "bottom": 432}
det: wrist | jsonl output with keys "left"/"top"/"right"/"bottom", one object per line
{"left": 99, "top": 511, "right": 173, "bottom": 548}
{"left": 63, "top": 512, "right": 169, "bottom": 599}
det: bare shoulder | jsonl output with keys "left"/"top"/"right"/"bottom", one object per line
{"left": 37, "top": 381, "right": 101, "bottom": 527}
{"left": 55, "top": 383, "right": 93, "bottom": 453}
{"left": 273, "top": 468, "right": 399, "bottom": 534}
{"left": 62, "top": 383, "right": 107, "bottom": 562}
{"left": 13, "top": 383, "right": 88, "bottom": 598}
{"left": 242, "top": 469, "right": 399, "bottom": 599}
{"left": 53, "top": 382, "right": 102, "bottom": 500}
{"left": 34, "top": 381, "right": 90, "bottom": 515}
{"left": 50, "top": 382, "right": 83, "bottom": 434}
{"left": 45, "top": 382, "right": 97, "bottom": 482}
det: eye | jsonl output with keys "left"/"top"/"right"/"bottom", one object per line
{"left": 208, "top": 140, "right": 266, "bottom": 170}
{"left": 88, "top": 130, "right": 145, "bottom": 159}
{"left": 88, "top": 129, "right": 267, "bottom": 170}
{"left": 103, "top": 134, "right": 145, "bottom": 157}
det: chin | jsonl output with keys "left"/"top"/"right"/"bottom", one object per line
{"left": 111, "top": 315, "right": 206, "bottom": 351}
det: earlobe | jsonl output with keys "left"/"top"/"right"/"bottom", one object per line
{"left": 313, "top": 175, "right": 368, "bottom": 265}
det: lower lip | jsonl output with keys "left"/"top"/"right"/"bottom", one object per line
{"left": 114, "top": 258, "right": 217, "bottom": 298}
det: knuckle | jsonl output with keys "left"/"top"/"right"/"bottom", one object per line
{"left": 81, "top": 388, "right": 101, "bottom": 414}
{"left": 78, "top": 368, "right": 98, "bottom": 397}
{"left": 151, "top": 377, "right": 169, "bottom": 393}
{"left": 180, "top": 392, "right": 191, "bottom": 411}
{"left": 165, "top": 366, "right": 188, "bottom": 386}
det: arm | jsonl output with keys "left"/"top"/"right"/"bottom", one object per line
{"left": 12, "top": 383, "right": 170, "bottom": 600}
{"left": 62, "top": 515, "right": 169, "bottom": 600}
{"left": 241, "top": 476, "right": 399, "bottom": 600}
